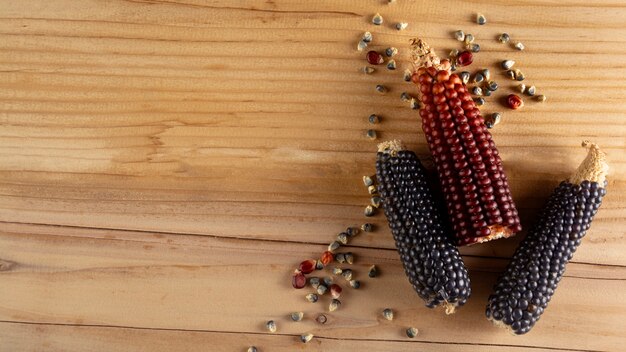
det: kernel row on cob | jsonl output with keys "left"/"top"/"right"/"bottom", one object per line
{"left": 486, "top": 142, "right": 609, "bottom": 334}
{"left": 409, "top": 38, "right": 521, "bottom": 246}
{"left": 376, "top": 140, "right": 471, "bottom": 314}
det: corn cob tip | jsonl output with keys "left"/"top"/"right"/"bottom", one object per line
{"left": 569, "top": 141, "right": 609, "bottom": 185}
{"left": 409, "top": 38, "right": 445, "bottom": 70}
{"left": 377, "top": 140, "right": 405, "bottom": 155}
{"left": 444, "top": 302, "right": 457, "bottom": 315}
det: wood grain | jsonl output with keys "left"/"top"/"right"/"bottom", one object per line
{"left": 1, "top": 223, "right": 625, "bottom": 352}
{"left": 1, "top": 0, "right": 625, "bottom": 351}
{"left": 0, "top": 322, "right": 592, "bottom": 352}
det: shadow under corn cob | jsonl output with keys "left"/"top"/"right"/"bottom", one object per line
{"left": 376, "top": 140, "right": 471, "bottom": 314}
{"left": 409, "top": 39, "right": 521, "bottom": 246}
{"left": 486, "top": 142, "right": 608, "bottom": 334}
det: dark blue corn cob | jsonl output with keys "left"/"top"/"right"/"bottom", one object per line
{"left": 486, "top": 142, "right": 608, "bottom": 334}
{"left": 376, "top": 140, "right": 471, "bottom": 314}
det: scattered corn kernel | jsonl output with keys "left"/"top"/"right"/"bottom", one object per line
{"left": 476, "top": 13, "right": 487, "bottom": 25}
{"left": 372, "top": 13, "right": 383, "bottom": 25}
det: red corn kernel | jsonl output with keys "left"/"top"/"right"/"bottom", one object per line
{"left": 450, "top": 145, "right": 463, "bottom": 155}
{"left": 451, "top": 154, "right": 465, "bottom": 163}
{"left": 468, "top": 108, "right": 482, "bottom": 118}
{"left": 460, "top": 93, "right": 472, "bottom": 103}
{"left": 411, "top": 73, "right": 421, "bottom": 84}
{"left": 459, "top": 169, "right": 472, "bottom": 177}
{"left": 439, "top": 111, "right": 452, "bottom": 120}
{"left": 418, "top": 74, "right": 432, "bottom": 85}
{"left": 432, "top": 83, "right": 446, "bottom": 95}
{"left": 485, "top": 200, "right": 499, "bottom": 210}
{"left": 320, "top": 251, "right": 334, "bottom": 265}
{"left": 490, "top": 216, "right": 504, "bottom": 224}
{"left": 436, "top": 70, "right": 450, "bottom": 82}
{"left": 491, "top": 212, "right": 505, "bottom": 223}
{"left": 449, "top": 98, "right": 462, "bottom": 107}
{"left": 456, "top": 115, "right": 467, "bottom": 124}
{"left": 292, "top": 271, "right": 306, "bottom": 289}
{"left": 473, "top": 220, "right": 488, "bottom": 229}
{"left": 507, "top": 94, "right": 524, "bottom": 109}
{"left": 476, "top": 171, "right": 489, "bottom": 180}
{"left": 463, "top": 184, "right": 477, "bottom": 193}
{"left": 452, "top": 106, "right": 464, "bottom": 116}
{"left": 458, "top": 124, "right": 471, "bottom": 133}
{"left": 436, "top": 104, "right": 449, "bottom": 112}
{"left": 298, "top": 259, "right": 317, "bottom": 274}
{"left": 470, "top": 213, "right": 484, "bottom": 221}
{"left": 461, "top": 101, "right": 474, "bottom": 111}
{"left": 481, "top": 194, "right": 495, "bottom": 202}
{"left": 478, "top": 140, "right": 490, "bottom": 150}
{"left": 426, "top": 66, "right": 438, "bottom": 77}
{"left": 434, "top": 94, "right": 446, "bottom": 104}
{"left": 423, "top": 103, "right": 436, "bottom": 112}
{"left": 457, "top": 51, "right": 473, "bottom": 66}
{"left": 366, "top": 51, "right": 384, "bottom": 65}
{"left": 442, "top": 120, "right": 455, "bottom": 129}
{"left": 448, "top": 74, "right": 462, "bottom": 84}
{"left": 466, "top": 198, "right": 480, "bottom": 208}
{"left": 466, "top": 192, "right": 478, "bottom": 200}
{"left": 445, "top": 89, "right": 458, "bottom": 99}
{"left": 330, "top": 284, "right": 342, "bottom": 299}
{"left": 445, "top": 133, "right": 457, "bottom": 143}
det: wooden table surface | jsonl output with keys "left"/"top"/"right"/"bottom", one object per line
{"left": 1, "top": 1, "right": 625, "bottom": 351}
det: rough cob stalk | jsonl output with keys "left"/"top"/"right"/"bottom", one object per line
{"left": 376, "top": 140, "right": 471, "bottom": 314}
{"left": 409, "top": 39, "right": 521, "bottom": 246}
{"left": 486, "top": 142, "right": 608, "bottom": 334}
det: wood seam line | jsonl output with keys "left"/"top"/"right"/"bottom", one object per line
{"left": 1, "top": 220, "right": 624, "bottom": 270}
{"left": 2, "top": 219, "right": 623, "bottom": 266}
{"left": 0, "top": 320, "right": 607, "bottom": 352}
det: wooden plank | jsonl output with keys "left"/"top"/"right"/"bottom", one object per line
{"left": 0, "top": 321, "right": 597, "bottom": 352}
{"left": 0, "top": 0, "right": 624, "bottom": 266}
{"left": 1, "top": 0, "right": 626, "bottom": 350}
{"left": 1, "top": 224, "right": 624, "bottom": 351}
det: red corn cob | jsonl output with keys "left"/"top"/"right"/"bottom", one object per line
{"left": 409, "top": 39, "right": 521, "bottom": 246}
